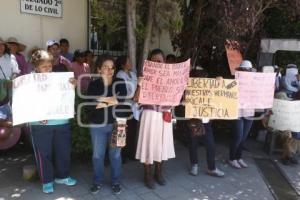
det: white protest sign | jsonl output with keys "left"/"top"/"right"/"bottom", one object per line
{"left": 236, "top": 71, "right": 276, "bottom": 109}
{"left": 268, "top": 99, "right": 300, "bottom": 132}
{"left": 20, "top": 0, "right": 63, "bottom": 18}
{"left": 12, "top": 72, "right": 75, "bottom": 125}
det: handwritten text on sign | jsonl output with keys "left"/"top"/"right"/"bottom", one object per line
{"left": 236, "top": 71, "right": 275, "bottom": 109}
{"left": 12, "top": 72, "right": 75, "bottom": 125}
{"left": 185, "top": 78, "right": 238, "bottom": 119}
{"left": 20, "top": 0, "right": 63, "bottom": 18}
{"left": 139, "top": 59, "right": 190, "bottom": 106}
{"left": 268, "top": 99, "right": 300, "bottom": 132}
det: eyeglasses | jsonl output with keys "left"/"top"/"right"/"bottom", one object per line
{"left": 102, "top": 65, "right": 115, "bottom": 70}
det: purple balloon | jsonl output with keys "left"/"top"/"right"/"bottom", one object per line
{"left": 0, "top": 127, "right": 12, "bottom": 141}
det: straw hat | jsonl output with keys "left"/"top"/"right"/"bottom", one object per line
{"left": 6, "top": 37, "right": 26, "bottom": 52}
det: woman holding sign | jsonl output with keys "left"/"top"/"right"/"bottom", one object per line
{"left": 229, "top": 60, "right": 255, "bottom": 169}
{"left": 134, "top": 49, "right": 175, "bottom": 189}
{"left": 29, "top": 50, "right": 77, "bottom": 194}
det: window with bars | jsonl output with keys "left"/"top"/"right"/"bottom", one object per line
{"left": 88, "top": 0, "right": 127, "bottom": 56}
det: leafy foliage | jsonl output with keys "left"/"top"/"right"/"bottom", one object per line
{"left": 71, "top": 95, "right": 92, "bottom": 156}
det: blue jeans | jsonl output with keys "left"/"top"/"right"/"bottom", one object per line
{"left": 30, "top": 124, "right": 71, "bottom": 184}
{"left": 90, "top": 124, "right": 121, "bottom": 185}
{"left": 188, "top": 122, "right": 216, "bottom": 170}
{"left": 0, "top": 103, "right": 12, "bottom": 120}
{"left": 230, "top": 118, "right": 253, "bottom": 160}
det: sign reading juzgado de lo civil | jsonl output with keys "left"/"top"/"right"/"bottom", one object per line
{"left": 20, "top": 0, "right": 63, "bottom": 18}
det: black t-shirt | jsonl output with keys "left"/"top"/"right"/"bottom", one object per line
{"left": 86, "top": 77, "right": 128, "bottom": 124}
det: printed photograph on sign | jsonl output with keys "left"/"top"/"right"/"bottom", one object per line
{"left": 185, "top": 78, "right": 238, "bottom": 119}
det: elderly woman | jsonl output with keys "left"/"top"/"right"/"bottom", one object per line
{"left": 0, "top": 37, "right": 19, "bottom": 127}
{"left": 29, "top": 50, "right": 76, "bottom": 194}
{"left": 6, "top": 37, "right": 29, "bottom": 75}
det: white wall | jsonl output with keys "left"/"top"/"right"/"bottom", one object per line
{"left": 150, "top": 29, "right": 177, "bottom": 57}
{"left": 0, "top": 0, "right": 88, "bottom": 58}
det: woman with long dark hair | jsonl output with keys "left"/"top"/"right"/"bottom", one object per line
{"left": 135, "top": 49, "right": 175, "bottom": 189}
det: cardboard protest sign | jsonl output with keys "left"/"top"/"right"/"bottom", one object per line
{"left": 139, "top": 59, "right": 190, "bottom": 106}
{"left": 225, "top": 40, "right": 243, "bottom": 75}
{"left": 185, "top": 78, "right": 238, "bottom": 119}
{"left": 12, "top": 72, "right": 75, "bottom": 125}
{"left": 268, "top": 99, "right": 300, "bottom": 132}
{"left": 236, "top": 71, "right": 276, "bottom": 109}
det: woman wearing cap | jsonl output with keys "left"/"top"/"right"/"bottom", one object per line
{"left": 29, "top": 50, "right": 77, "bottom": 194}
{"left": 46, "top": 40, "right": 73, "bottom": 73}
{"left": 6, "top": 37, "right": 30, "bottom": 75}
{"left": 282, "top": 64, "right": 300, "bottom": 99}
{"left": 71, "top": 49, "right": 91, "bottom": 93}
{"left": 229, "top": 60, "right": 255, "bottom": 169}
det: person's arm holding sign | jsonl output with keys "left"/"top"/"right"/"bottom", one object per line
{"left": 133, "top": 77, "right": 143, "bottom": 102}
{"left": 28, "top": 50, "right": 76, "bottom": 194}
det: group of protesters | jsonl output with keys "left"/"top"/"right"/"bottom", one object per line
{"left": 0, "top": 36, "right": 299, "bottom": 195}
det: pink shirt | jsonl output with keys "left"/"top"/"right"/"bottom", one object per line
{"left": 71, "top": 61, "right": 91, "bottom": 92}
{"left": 15, "top": 53, "right": 30, "bottom": 75}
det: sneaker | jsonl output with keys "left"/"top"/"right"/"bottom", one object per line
{"left": 90, "top": 184, "right": 102, "bottom": 194}
{"left": 55, "top": 177, "right": 77, "bottom": 186}
{"left": 207, "top": 168, "right": 225, "bottom": 177}
{"left": 42, "top": 182, "right": 54, "bottom": 194}
{"left": 237, "top": 159, "right": 248, "bottom": 168}
{"left": 229, "top": 160, "right": 242, "bottom": 169}
{"left": 190, "top": 164, "right": 198, "bottom": 176}
{"left": 112, "top": 184, "right": 122, "bottom": 195}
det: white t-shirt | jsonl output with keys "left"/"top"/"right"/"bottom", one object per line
{"left": 116, "top": 70, "right": 138, "bottom": 98}
{"left": 116, "top": 70, "right": 140, "bottom": 120}
{"left": 0, "top": 54, "right": 20, "bottom": 79}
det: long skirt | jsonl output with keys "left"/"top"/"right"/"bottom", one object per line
{"left": 135, "top": 110, "right": 175, "bottom": 164}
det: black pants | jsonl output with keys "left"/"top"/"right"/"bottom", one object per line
{"left": 30, "top": 124, "right": 71, "bottom": 184}
{"left": 122, "top": 118, "right": 138, "bottom": 160}
{"left": 188, "top": 122, "right": 216, "bottom": 170}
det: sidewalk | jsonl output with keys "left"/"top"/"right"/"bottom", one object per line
{"left": 0, "top": 140, "right": 277, "bottom": 200}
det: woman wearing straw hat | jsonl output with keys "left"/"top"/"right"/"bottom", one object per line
{"left": 0, "top": 37, "right": 21, "bottom": 150}
{"left": 6, "top": 37, "right": 30, "bottom": 75}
